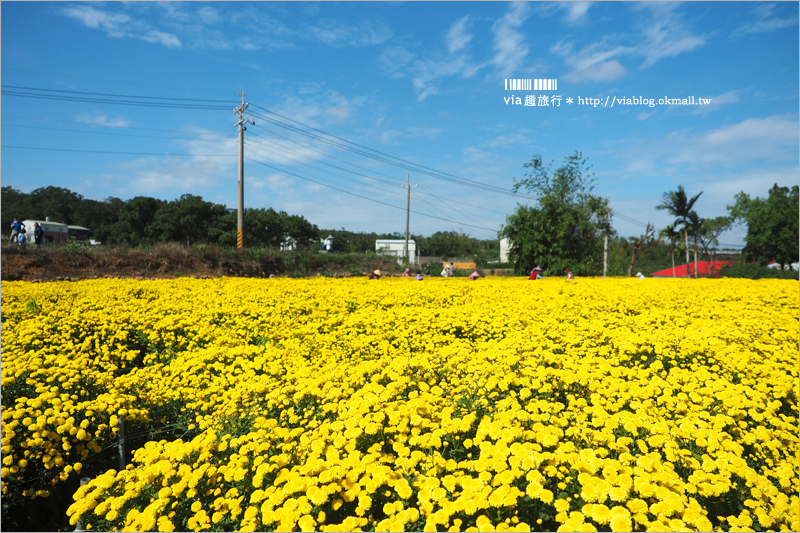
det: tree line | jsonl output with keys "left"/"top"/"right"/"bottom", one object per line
{"left": 0, "top": 186, "right": 499, "bottom": 259}
{"left": 500, "top": 151, "right": 799, "bottom": 276}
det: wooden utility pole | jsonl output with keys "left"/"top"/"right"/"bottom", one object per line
{"left": 234, "top": 92, "right": 254, "bottom": 249}
{"left": 402, "top": 174, "right": 418, "bottom": 266}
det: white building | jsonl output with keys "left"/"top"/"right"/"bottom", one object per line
{"left": 500, "top": 237, "right": 510, "bottom": 263}
{"left": 376, "top": 239, "right": 417, "bottom": 265}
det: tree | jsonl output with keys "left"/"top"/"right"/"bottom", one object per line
{"left": 627, "top": 223, "right": 655, "bottom": 277}
{"left": 656, "top": 185, "right": 703, "bottom": 277}
{"left": 658, "top": 224, "right": 681, "bottom": 277}
{"left": 499, "top": 152, "right": 611, "bottom": 276}
{"left": 109, "top": 196, "right": 166, "bottom": 246}
{"left": 728, "top": 184, "right": 799, "bottom": 266}
{"left": 148, "top": 194, "right": 228, "bottom": 245}
{"left": 694, "top": 215, "right": 732, "bottom": 260}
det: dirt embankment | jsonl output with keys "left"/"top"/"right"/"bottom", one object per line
{"left": 1, "top": 245, "right": 401, "bottom": 282}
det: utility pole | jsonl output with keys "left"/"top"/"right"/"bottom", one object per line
{"left": 402, "top": 174, "right": 418, "bottom": 266}
{"left": 234, "top": 92, "right": 254, "bottom": 249}
{"left": 603, "top": 208, "right": 609, "bottom": 278}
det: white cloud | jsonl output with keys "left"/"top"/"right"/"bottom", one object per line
{"left": 60, "top": 5, "right": 130, "bottom": 36}
{"left": 380, "top": 12, "right": 484, "bottom": 101}
{"left": 197, "top": 6, "right": 221, "bottom": 25}
{"left": 490, "top": 2, "right": 530, "bottom": 78}
{"left": 562, "top": 2, "right": 594, "bottom": 25}
{"left": 140, "top": 30, "right": 182, "bottom": 48}
{"left": 635, "top": 3, "right": 705, "bottom": 67}
{"left": 735, "top": 3, "right": 797, "bottom": 36}
{"left": 302, "top": 19, "right": 392, "bottom": 47}
{"left": 446, "top": 15, "right": 473, "bottom": 53}
{"left": 75, "top": 113, "right": 131, "bottom": 128}
{"left": 118, "top": 157, "right": 225, "bottom": 195}
{"left": 666, "top": 116, "right": 798, "bottom": 167}
{"left": 552, "top": 40, "right": 631, "bottom": 82}
{"left": 60, "top": 4, "right": 181, "bottom": 48}
{"left": 553, "top": 3, "right": 705, "bottom": 83}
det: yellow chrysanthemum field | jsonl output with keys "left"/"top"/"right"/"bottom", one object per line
{"left": 1, "top": 277, "right": 798, "bottom": 532}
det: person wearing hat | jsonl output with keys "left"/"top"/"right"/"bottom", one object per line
{"left": 529, "top": 266, "right": 544, "bottom": 280}
{"left": 369, "top": 269, "right": 381, "bottom": 280}
{"left": 565, "top": 268, "right": 574, "bottom": 280}
{"left": 324, "top": 235, "right": 334, "bottom": 253}
{"left": 636, "top": 272, "right": 646, "bottom": 280}
{"left": 468, "top": 270, "right": 480, "bottom": 280}
{"left": 402, "top": 268, "right": 411, "bottom": 277}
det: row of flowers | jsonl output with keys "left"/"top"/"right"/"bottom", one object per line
{"left": 1, "top": 277, "right": 797, "bottom": 531}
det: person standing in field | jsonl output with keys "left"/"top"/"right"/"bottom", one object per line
{"left": 17, "top": 229, "right": 28, "bottom": 247}
{"left": 34, "top": 223, "right": 44, "bottom": 248}
{"left": 9, "top": 218, "right": 24, "bottom": 244}
{"left": 324, "top": 235, "right": 334, "bottom": 253}
{"left": 529, "top": 266, "right": 544, "bottom": 280}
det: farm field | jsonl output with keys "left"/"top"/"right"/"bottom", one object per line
{"left": 1, "top": 277, "right": 798, "bottom": 532}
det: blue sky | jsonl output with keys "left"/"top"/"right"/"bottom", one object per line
{"left": 2, "top": 1, "right": 798, "bottom": 245}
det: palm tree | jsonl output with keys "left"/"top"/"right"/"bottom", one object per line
{"left": 658, "top": 224, "right": 681, "bottom": 277}
{"left": 656, "top": 185, "right": 703, "bottom": 278}
{"left": 686, "top": 210, "right": 702, "bottom": 278}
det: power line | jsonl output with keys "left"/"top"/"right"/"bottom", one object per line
{"left": 2, "top": 122, "right": 218, "bottom": 142}
{"left": 245, "top": 157, "right": 499, "bottom": 232}
{"left": 2, "top": 85, "right": 234, "bottom": 110}
{"left": 2, "top": 66, "right": 235, "bottom": 96}
{"left": 248, "top": 105, "right": 534, "bottom": 199}
{"left": 1, "top": 145, "right": 235, "bottom": 157}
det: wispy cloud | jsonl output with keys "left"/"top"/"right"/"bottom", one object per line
{"left": 446, "top": 15, "right": 473, "bottom": 53}
{"left": 490, "top": 2, "right": 530, "bottom": 78}
{"left": 379, "top": 12, "right": 483, "bottom": 101}
{"left": 635, "top": 2, "right": 705, "bottom": 68}
{"left": 734, "top": 2, "right": 797, "bottom": 36}
{"left": 552, "top": 3, "right": 705, "bottom": 82}
{"left": 552, "top": 40, "right": 631, "bottom": 82}
{"left": 562, "top": 2, "right": 594, "bottom": 25}
{"left": 75, "top": 113, "right": 131, "bottom": 128}
{"left": 60, "top": 4, "right": 182, "bottom": 48}
{"left": 302, "top": 19, "right": 392, "bottom": 47}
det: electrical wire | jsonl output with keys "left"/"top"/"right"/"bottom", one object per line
{"left": 1, "top": 145, "right": 235, "bottom": 157}
{"left": 2, "top": 85, "right": 235, "bottom": 110}
{"left": 245, "top": 157, "right": 501, "bottom": 232}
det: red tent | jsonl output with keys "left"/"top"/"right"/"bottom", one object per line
{"left": 650, "top": 261, "right": 734, "bottom": 278}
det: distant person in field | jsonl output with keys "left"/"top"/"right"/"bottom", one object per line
{"left": 415, "top": 271, "right": 423, "bottom": 280}
{"left": 369, "top": 269, "right": 381, "bottom": 280}
{"left": 565, "top": 268, "right": 574, "bottom": 279}
{"left": 402, "top": 268, "right": 410, "bottom": 277}
{"left": 469, "top": 270, "right": 480, "bottom": 280}
{"left": 324, "top": 235, "right": 334, "bottom": 253}
{"left": 529, "top": 266, "right": 544, "bottom": 280}
{"left": 17, "top": 229, "right": 28, "bottom": 247}
{"left": 636, "top": 272, "right": 646, "bottom": 280}
{"left": 33, "top": 223, "right": 43, "bottom": 248}
{"left": 9, "top": 218, "right": 24, "bottom": 244}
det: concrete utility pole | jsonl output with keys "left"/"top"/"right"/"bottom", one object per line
{"left": 402, "top": 174, "right": 418, "bottom": 266}
{"left": 603, "top": 209, "right": 609, "bottom": 278}
{"left": 234, "top": 92, "right": 254, "bottom": 249}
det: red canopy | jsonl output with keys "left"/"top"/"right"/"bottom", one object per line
{"left": 650, "top": 261, "right": 734, "bottom": 278}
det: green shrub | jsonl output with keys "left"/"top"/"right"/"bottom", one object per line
{"left": 720, "top": 262, "right": 799, "bottom": 280}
